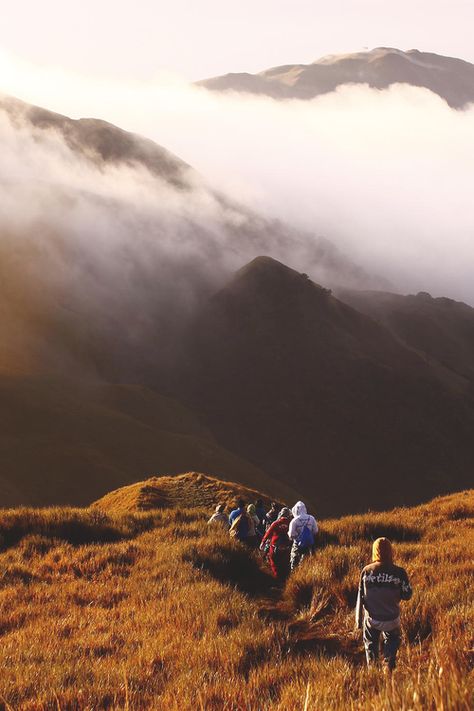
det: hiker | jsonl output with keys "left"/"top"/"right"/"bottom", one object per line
{"left": 355, "top": 537, "right": 413, "bottom": 672}
{"left": 229, "top": 499, "right": 251, "bottom": 542}
{"left": 265, "top": 502, "right": 279, "bottom": 531}
{"left": 288, "top": 501, "right": 318, "bottom": 570}
{"left": 246, "top": 504, "right": 261, "bottom": 547}
{"left": 260, "top": 507, "right": 292, "bottom": 581}
{"left": 207, "top": 504, "right": 228, "bottom": 527}
{"left": 255, "top": 499, "right": 267, "bottom": 536}
{"left": 229, "top": 499, "right": 245, "bottom": 526}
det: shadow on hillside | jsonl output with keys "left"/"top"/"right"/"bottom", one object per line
{"left": 288, "top": 620, "right": 364, "bottom": 664}
{"left": 183, "top": 542, "right": 275, "bottom": 597}
{"left": 0, "top": 510, "right": 157, "bottom": 552}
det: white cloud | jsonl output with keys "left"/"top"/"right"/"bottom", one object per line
{"left": 1, "top": 49, "right": 474, "bottom": 304}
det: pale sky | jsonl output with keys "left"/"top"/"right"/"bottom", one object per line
{"left": 1, "top": 0, "right": 474, "bottom": 81}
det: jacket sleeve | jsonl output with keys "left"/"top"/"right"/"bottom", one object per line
{"left": 312, "top": 518, "right": 319, "bottom": 535}
{"left": 355, "top": 572, "right": 365, "bottom": 629}
{"left": 400, "top": 569, "right": 413, "bottom": 601}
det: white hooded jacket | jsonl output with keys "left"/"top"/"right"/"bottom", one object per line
{"left": 288, "top": 501, "right": 318, "bottom": 542}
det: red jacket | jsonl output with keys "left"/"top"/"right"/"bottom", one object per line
{"left": 262, "top": 517, "right": 290, "bottom": 550}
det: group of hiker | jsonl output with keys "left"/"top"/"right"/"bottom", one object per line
{"left": 208, "top": 498, "right": 413, "bottom": 672}
{"left": 209, "top": 498, "right": 318, "bottom": 580}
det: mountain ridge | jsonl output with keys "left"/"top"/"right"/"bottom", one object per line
{"left": 197, "top": 47, "right": 474, "bottom": 108}
{"left": 178, "top": 256, "right": 474, "bottom": 515}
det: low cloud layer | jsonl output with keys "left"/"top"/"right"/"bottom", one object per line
{"left": 1, "top": 50, "right": 474, "bottom": 308}
{"left": 0, "top": 108, "right": 245, "bottom": 378}
{"left": 152, "top": 85, "right": 474, "bottom": 304}
{"left": 2, "top": 103, "right": 371, "bottom": 380}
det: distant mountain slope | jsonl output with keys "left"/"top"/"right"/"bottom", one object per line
{"left": 0, "top": 378, "right": 295, "bottom": 508}
{"left": 179, "top": 257, "right": 474, "bottom": 516}
{"left": 2, "top": 96, "right": 474, "bottom": 513}
{"left": 0, "top": 95, "right": 394, "bottom": 508}
{"left": 197, "top": 47, "right": 474, "bottom": 108}
{"left": 1, "top": 95, "right": 193, "bottom": 188}
{"left": 0, "top": 95, "right": 387, "bottom": 376}
{"left": 92, "top": 471, "right": 282, "bottom": 513}
{"left": 338, "top": 289, "right": 474, "bottom": 386}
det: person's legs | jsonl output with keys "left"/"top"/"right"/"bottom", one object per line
{"left": 382, "top": 628, "right": 401, "bottom": 671}
{"left": 268, "top": 550, "right": 279, "bottom": 578}
{"left": 274, "top": 550, "right": 291, "bottom": 582}
{"left": 290, "top": 542, "right": 301, "bottom": 570}
{"left": 291, "top": 544, "right": 313, "bottom": 570}
{"left": 363, "top": 618, "right": 381, "bottom": 666}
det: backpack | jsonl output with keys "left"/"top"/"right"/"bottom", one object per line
{"left": 229, "top": 513, "right": 249, "bottom": 539}
{"left": 297, "top": 521, "right": 314, "bottom": 550}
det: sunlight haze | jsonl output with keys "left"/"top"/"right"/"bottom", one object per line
{"left": 1, "top": 0, "right": 474, "bottom": 80}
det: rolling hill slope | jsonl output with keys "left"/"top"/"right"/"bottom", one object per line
{"left": 0, "top": 378, "right": 292, "bottom": 508}
{"left": 92, "top": 471, "right": 284, "bottom": 514}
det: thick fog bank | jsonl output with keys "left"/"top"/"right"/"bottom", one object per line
{"left": 2, "top": 50, "right": 474, "bottom": 306}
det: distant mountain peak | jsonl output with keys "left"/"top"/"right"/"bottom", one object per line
{"left": 224, "top": 255, "right": 330, "bottom": 304}
{"left": 198, "top": 48, "right": 474, "bottom": 108}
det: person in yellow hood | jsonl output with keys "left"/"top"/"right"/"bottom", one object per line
{"left": 355, "top": 537, "right": 412, "bottom": 671}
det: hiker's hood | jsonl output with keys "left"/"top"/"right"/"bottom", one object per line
{"left": 292, "top": 501, "right": 307, "bottom": 518}
{"left": 372, "top": 537, "right": 393, "bottom": 564}
{"left": 247, "top": 504, "right": 256, "bottom": 516}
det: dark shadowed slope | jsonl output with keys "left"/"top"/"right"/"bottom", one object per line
{"left": 197, "top": 47, "right": 474, "bottom": 108}
{"left": 2, "top": 96, "right": 473, "bottom": 512}
{"left": 179, "top": 257, "right": 474, "bottom": 516}
{"left": 0, "top": 96, "right": 392, "bottom": 507}
{"left": 338, "top": 289, "right": 474, "bottom": 386}
{"left": 0, "top": 378, "right": 301, "bottom": 508}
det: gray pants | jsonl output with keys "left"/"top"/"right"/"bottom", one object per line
{"left": 290, "top": 542, "right": 313, "bottom": 570}
{"left": 363, "top": 618, "right": 401, "bottom": 670}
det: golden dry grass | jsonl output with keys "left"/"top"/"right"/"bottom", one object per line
{"left": 0, "top": 491, "right": 471, "bottom": 709}
{"left": 92, "top": 472, "right": 280, "bottom": 514}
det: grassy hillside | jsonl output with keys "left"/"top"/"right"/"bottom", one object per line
{"left": 92, "top": 472, "right": 284, "bottom": 514}
{"left": 0, "top": 488, "right": 471, "bottom": 709}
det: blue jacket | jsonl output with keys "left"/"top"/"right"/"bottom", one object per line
{"left": 229, "top": 507, "right": 244, "bottom": 525}
{"left": 229, "top": 508, "right": 249, "bottom": 540}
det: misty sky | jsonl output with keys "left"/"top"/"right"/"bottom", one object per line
{"left": 1, "top": 2, "right": 474, "bottom": 305}
{"left": 1, "top": 0, "right": 474, "bottom": 80}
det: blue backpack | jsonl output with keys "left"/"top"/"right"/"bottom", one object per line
{"left": 297, "top": 521, "right": 314, "bottom": 550}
